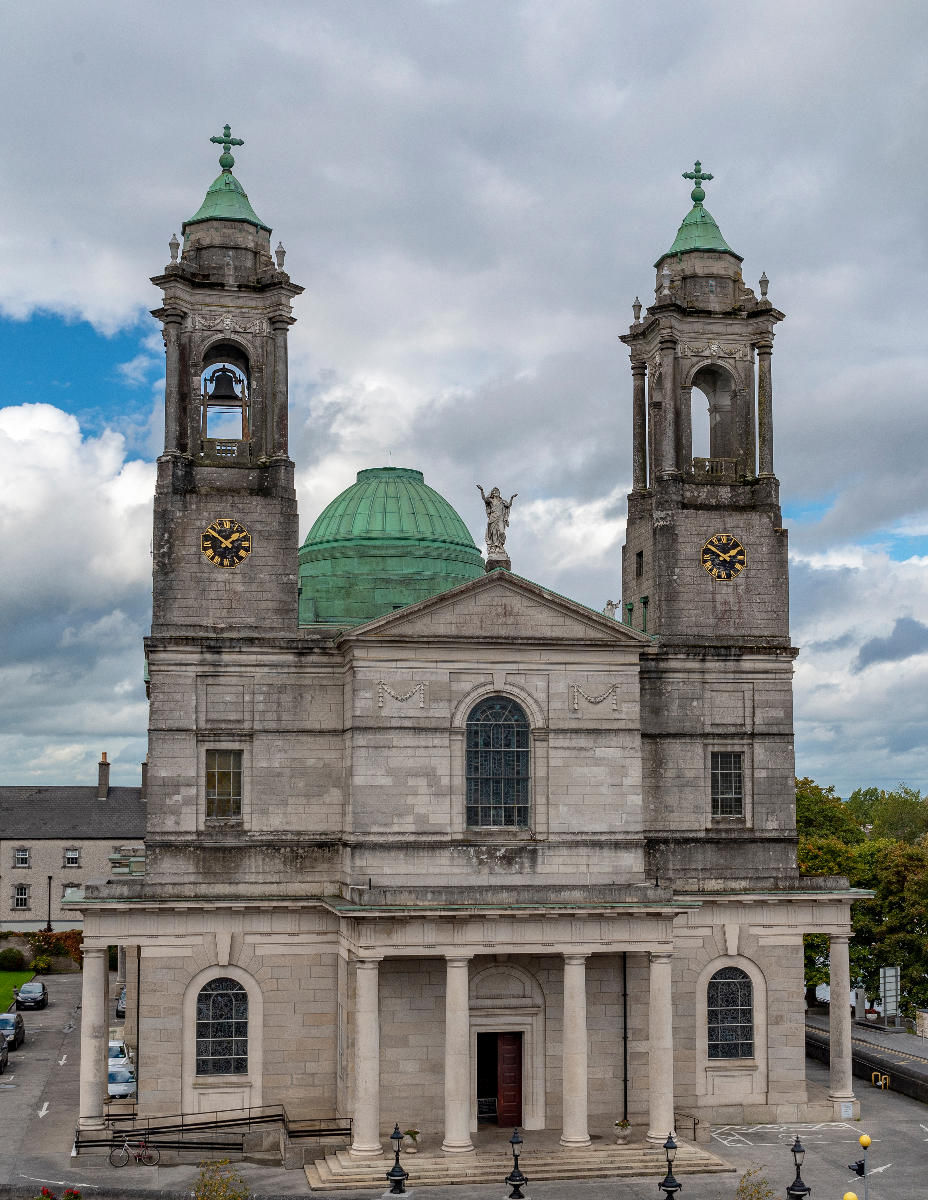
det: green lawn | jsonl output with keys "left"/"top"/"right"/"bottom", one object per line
{"left": 0, "top": 971, "right": 33, "bottom": 1011}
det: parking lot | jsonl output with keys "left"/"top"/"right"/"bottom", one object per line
{"left": 2, "top": 976, "right": 928, "bottom": 1198}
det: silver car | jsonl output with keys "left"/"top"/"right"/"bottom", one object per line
{"left": 107, "top": 1064, "right": 137, "bottom": 1099}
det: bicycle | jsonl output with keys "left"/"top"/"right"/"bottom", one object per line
{"left": 108, "top": 1136, "right": 160, "bottom": 1166}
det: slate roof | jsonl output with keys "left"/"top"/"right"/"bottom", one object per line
{"left": 0, "top": 787, "right": 146, "bottom": 840}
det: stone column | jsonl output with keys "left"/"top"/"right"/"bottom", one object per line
{"left": 442, "top": 956, "right": 475, "bottom": 1155}
{"left": 350, "top": 958, "right": 384, "bottom": 1157}
{"left": 828, "top": 935, "right": 856, "bottom": 1114}
{"left": 756, "top": 339, "right": 774, "bottom": 476}
{"left": 78, "top": 946, "right": 109, "bottom": 1129}
{"left": 116, "top": 944, "right": 127, "bottom": 987}
{"left": 631, "top": 361, "right": 647, "bottom": 491}
{"left": 271, "top": 318, "right": 290, "bottom": 459}
{"left": 162, "top": 314, "right": 182, "bottom": 454}
{"left": 646, "top": 951, "right": 675, "bottom": 1144}
{"left": 560, "top": 954, "right": 592, "bottom": 1148}
{"left": 679, "top": 384, "right": 693, "bottom": 473}
{"left": 659, "top": 338, "right": 678, "bottom": 477}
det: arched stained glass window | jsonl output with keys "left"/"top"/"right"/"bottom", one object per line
{"left": 466, "top": 696, "right": 530, "bottom": 828}
{"left": 707, "top": 966, "right": 753, "bottom": 1059}
{"left": 196, "top": 977, "right": 248, "bottom": 1075}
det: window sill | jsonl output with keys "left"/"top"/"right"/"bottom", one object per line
{"left": 464, "top": 827, "right": 536, "bottom": 842}
{"left": 706, "top": 1059, "right": 757, "bottom": 1071}
{"left": 193, "top": 1074, "right": 251, "bottom": 1087}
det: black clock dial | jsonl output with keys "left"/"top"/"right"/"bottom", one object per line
{"left": 701, "top": 532, "right": 746, "bottom": 581}
{"left": 201, "top": 519, "right": 252, "bottom": 568}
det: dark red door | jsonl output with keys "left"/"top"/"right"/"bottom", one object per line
{"left": 496, "top": 1032, "right": 523, "bottom": 1125}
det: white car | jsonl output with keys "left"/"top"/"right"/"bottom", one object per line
{"left": 108, "top": 1039, "right": 132, "bottom": 1066}
{"left": 107, "top": 1064, "right": 138, "bottom": 1099}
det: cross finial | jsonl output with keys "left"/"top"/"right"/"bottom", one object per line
{"left": 682, "top": 159, "right": 713, "bottom": 204}
{"left": 210, "top": 123, "right": 245, "bottom": 171}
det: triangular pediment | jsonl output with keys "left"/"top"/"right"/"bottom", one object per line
{"left": 340, "top": 571, "right": 650, "bottom": 646}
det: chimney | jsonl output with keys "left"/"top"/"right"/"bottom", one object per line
{"left": 97, "top": 752, "right": 110, "bottom": 800}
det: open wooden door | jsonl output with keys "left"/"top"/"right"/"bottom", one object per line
{"left": 496, "top": 1032, "right": 523, "bottom": 1126}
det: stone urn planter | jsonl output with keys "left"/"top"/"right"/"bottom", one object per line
{"left": 614, "top": 1121, "right": 632, "bottom": 1145}
{"left": 403, "top": 1129, "right": 420, "bottom": 1154}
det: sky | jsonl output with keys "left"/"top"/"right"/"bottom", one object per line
{"left": 0, "top": 0, "right": 926, "bottom": 796}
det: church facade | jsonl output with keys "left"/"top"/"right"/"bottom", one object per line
{"left": 75, "top": 136, "right": 860, "bottom": 1154}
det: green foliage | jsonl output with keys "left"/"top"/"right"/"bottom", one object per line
{"left": 0, "top": 970, "right": 33, "bottom": 1010}
{"left": 191, "top": 1160, "right": 250, "bottom": 1200}
{"left": 734, "top": 1164, "right": 777, "bottom": 1199}
{"left": 795, "top": 777, "right": 863, "bottom": 843}
{"left": 31, "top": 954, "right": 52, "bottom": 974}
{"left": 0, "top": 929, "right": 84, "bottom": 965}
{"left": 871, "top": 784, "right": 928, "bottom": 843}
{"left": 845, "top": 786, "right": 882, "bottom": 826}
{"left": 0, "top": 948, "right": 26, "bottom": 971}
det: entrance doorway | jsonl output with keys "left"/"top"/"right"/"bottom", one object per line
{"left": 476, "top": 1031, "right": 523, "bottom": 1126}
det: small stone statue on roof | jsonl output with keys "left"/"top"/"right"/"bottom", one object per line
{"left": 477, "top": 484, "right": 517, "bottom": 572}
{"left": 603, "top": 600, "right": 617, "bottom": 619}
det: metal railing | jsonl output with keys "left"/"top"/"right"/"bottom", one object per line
{"left": 74, "top": 1105, "right": 352, "bottom": 1155}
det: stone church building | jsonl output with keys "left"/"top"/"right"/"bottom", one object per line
{"left": 75, "top": 135, "right": 861, "bottom": 1156}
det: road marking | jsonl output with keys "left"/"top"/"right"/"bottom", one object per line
{"left": 58, "top": 1054, "right": 67, "bottom": 1066}
{"left": 869, "top": 1163, "right": 892, "bottom": 1175}
{"left": 918, "top": 1123, "right": 928, "bottom": 1140}
{"left": 18, "top": 1178, "right": 99, "bottom": 1191}
{"left": 37, "top": 1101, "right": 49, "bottom": 1118}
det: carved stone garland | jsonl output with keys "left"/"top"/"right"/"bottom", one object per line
{"left": 570, "top": 683, "right": 620, "bottom": 712}
{"left": 377, "top": 681, "right": 426, "bottom": 709}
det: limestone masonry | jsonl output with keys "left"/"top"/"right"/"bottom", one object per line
{"left": 73, "top": 141, "right": 861, "bottom": 1160}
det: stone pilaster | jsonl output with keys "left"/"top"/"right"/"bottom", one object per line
{"left": 757, "top": 339, "right": 774, "bottom": 476}
{"left": 632, "top": 361, "right": 648, "bottom": 491}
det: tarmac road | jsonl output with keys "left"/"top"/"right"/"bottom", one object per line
{"left": 2, "top": 973, "right": 927, "bottom": 1198}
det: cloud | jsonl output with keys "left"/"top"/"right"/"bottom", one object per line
{"left": 855, "top": 617, "right": 928, "bottom": 672}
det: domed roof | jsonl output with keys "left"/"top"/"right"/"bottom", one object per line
{"left": 298, "top": 467, "right": 485, "bottom": 627}
{"left": 183, "top": 169, "right": 270, "bottom": 232}
{"left": 657, "top": 160, "right": 741, "bottom": 265}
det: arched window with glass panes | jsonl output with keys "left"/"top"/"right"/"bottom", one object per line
{"left": 195, "top": 977, "right": 248, "bottom": 1075}
{"left": 465, "top": 695, "right": 530, "bottom": 828}
{"left": 707, "top": 966, "right": 753, "bottom": 1059}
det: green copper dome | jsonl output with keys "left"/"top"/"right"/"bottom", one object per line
{"left": 657, "top": 159, "right": 741, "bottom": 264}
{"left": 183, "top": 170, "right": 270, "bottom": 232}
{"left": 298, "top": 467, "right": 485, "bottom": 627}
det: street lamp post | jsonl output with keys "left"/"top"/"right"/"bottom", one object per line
{"left": 658, "top": 1132, "right": 682, "bottom": 1198}
{"left": 505, "top": 1127, "right": 528, "bottom": 1200}
{"left": 785, "top": 1135, "right": 811, "bottom": 1199}
{"left": 45, "top": 874, "right": 53, "bottom": 932}
{"left": 386, "top": 1123, "right": 408, "bottom": 1195}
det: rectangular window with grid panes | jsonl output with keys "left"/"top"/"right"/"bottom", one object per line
{"left": 13, "top": 885, "right": 30, "bottom": 910}
{"left": 14, "top": 847, "right": 30, "bottom": 868}
{"left": 206, "top": 748, "right": 243, "bottom": 819}
{"left": 64, "top": 847, "right": 80, "bottom": 868}
{"left": 711, "top": 751, "right": 744, "bottom": 817}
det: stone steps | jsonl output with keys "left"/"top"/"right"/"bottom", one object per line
{"left": 305, "top": 1142, "right": 734, "bottom": 1190}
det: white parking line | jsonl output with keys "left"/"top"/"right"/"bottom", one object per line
{"left": 37, "top": 1101, "right": 49, "bottom": 1118}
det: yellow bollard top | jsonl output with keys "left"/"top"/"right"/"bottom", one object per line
{"left": 859, "top": 1133, "right": 871, "bottom": 1148}
{"left": 843, "top": 1193, "right": 859, "bottom": 1200}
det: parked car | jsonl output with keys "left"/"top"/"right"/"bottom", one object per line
{"left": 107, "top": 1064, "right": 138, "bottom": 1099}
{"left": 0, "top": 1012, "right": 25, "bottom": 1049}
{"left": 115, "top": 986, "right": 127, "bottom": 1019}
{"left": 108, "top": 1039, "right": 132, "bottom": 1066}
{"left": 0, "top": 1033, "right": 8, "bottom": 1074}
{"left": 15, "top": 980, "right": 48, "bottom": 1010}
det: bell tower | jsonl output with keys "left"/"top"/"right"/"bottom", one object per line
{"left": 150, "top": 126, "right": 303, "bottom": 634}
{"left": 619, "top": 162, "right": 788, "bottom": 646}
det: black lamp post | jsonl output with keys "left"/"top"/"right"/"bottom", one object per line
{"left": 386, "top": 1123, "right": 408, "bottom": 1195}
{"left": 45, "top": 875, "right": 53, "bottom": 932}
{"left": 785, "top": 1135, "right": 811, "bottom": 1199}
{"left": 505, "top": 1127, "right": 528, "bottom": 1200}
{"left": 658, "top": 1131, "right": 682, "bottom": 1198}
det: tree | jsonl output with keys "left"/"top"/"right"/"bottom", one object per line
{"left": 870, "top": 785, "right": 928, "bottom": 843}
{"left": 795, "top": 777, "right": 863, "bottom": 843}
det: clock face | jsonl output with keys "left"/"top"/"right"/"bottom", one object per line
{"left": 201, "top": 518, "right": 252, "bottom": 568}
{"left": 701, "top": 532, "right": 746, "bottom": 581}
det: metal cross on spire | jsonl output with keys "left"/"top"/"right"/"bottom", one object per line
{"left": 210, "top": 123, "right": 244, "bottom": 171}
{"left": 682, "top": 160, "right": 713, "bottom": 204}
